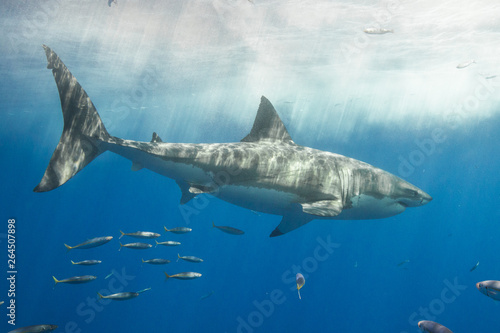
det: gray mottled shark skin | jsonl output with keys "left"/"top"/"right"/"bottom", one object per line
{"left": 35, "top": 45, "right": 432, "bottom": 237}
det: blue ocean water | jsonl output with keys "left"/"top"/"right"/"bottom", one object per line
{"left": 2, "top": 1, "right": 500, "bottom": 332}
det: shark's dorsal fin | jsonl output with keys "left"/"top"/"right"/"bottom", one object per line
{"left": 241, "top": 96, "right": 294, "bottom": 144}
{"left": 151, "top": 132, "right": 163, "bottom": 143}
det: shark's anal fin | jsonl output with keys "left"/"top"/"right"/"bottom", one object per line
{"left": 241, "top": 96, "right": 295, "bottom": 144}
{"left": 151, "top": 132, "right": 163, "bottom": 143}
{"left": 301, "top": 200, "right": 343, "bottom": 217}
{"left": 270, "top": 214, "right": 313, "bottom": 237}
{"left": 131, "top": 162, "right": 143, "bottom": 171}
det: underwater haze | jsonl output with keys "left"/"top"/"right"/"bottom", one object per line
{"left": 2, "top": 0, "right": 500, "bottom": 332}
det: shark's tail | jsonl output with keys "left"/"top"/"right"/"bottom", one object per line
{"left": 34, "top": 45, "right": 110, "bottom": 192}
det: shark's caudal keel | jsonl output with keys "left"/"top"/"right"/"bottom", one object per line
{"left": 35, "top": 45, "right": 432, "bottom": 237}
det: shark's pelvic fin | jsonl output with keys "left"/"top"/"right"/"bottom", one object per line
{"left": 301, "top": 199, "right": 343, "bottom": 217}
{"left": 188, "top": 184, "right": 216, "bottom": 194}
{"left": 176, "top": 180, "right": 216, "bottom": 205}
{"left": 241, "top": 96, "right": 295, "bottom": 144}
{"left": 269, "top": 214, "right": 313, "bottom": 237}
{"left": 34, "top": 45, "right": 110, "bottom": 192}
{"left": 176, "top": 180, "right": 198, "bottom": 205}
{"left": 151, "top": 132, "right": 163, "bottom": 143}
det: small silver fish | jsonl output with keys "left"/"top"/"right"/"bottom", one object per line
{"left": 64, "top": 236, "right": 113, "bottom": 250}
{"left": 119, "top": 230, "right": 160, "bottom": 239}
{"left": 364, "top": 27, "right": 393, "bottom": 34}
{"left": 470, "top": 261, "right": 479, "bottom": 272}
{"left": 136, "top": 287, "right": 152, "bottom": 294}
{"left": 296, "top": 273, "right": 305, "bottom": 300}
{"left": 71, "top": 260, "right": 102, "bottom": 266}
{"left": 155, "top": 240, "right": 181, "bottom": 247}
{"left": 397, "top": 259, "right": 410, "bottom": 267}
{"left": 200, "top": 290, "right": 214, "bottom": 300}
{"left": 119, "top": 242, "right": 152, "bottom": 251}
{"left": 53, "top": 275, "right": 96, "bottom": 286}
{"left": 164, "top": 272, "right": 202, "bottom": 280}
{"left": 97, "top": 291, "right": 139, "bottom": 301}
{"left": 8, "top": 324, "right": 58, "bottom": 333}
{"left": 418, "top": 320, "right": 453, "bottom": 333}
{"left": 164, "top": 226, "right": 192, "bottom": 234}
{"left": 476, "top": 280, "right": 500, "bottom": 301}
{"left": 212, "top": 221, "right": 244, "bottom": 235}
{"left": 142, "top": 258, "right": 171, "bottom": 265}
{"left": 177, "top": 254, "right": 203, "bottom": 263}
{"left": 456, "top": 60, "right": 475, "bottom": 69}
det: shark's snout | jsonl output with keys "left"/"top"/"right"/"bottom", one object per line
{"left": 420, "top": 191, "right": 432, "bottom": 205}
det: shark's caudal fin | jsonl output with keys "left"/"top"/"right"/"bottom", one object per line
{"left": 34, "top": 45, "right": 110, "bottom": 192}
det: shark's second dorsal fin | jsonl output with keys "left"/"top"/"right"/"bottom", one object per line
{"left": 241, "top": 96, "right": 294, "bottom": 144}
{"left": 151, "top": 132, "right": 163, "bottom": 143}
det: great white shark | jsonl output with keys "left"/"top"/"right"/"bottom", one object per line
{"left": 35, "top": 45, "right": 432, "bottom": 237}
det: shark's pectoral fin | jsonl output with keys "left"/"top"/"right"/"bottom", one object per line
{"left": 301, "top": 200, "right": 343, "bottom": 217}
{"left": 131, "top": 162, "right": 143, "bottom": 171}
{"left": 270, "top": 215, "right": 313, "bottom": 237}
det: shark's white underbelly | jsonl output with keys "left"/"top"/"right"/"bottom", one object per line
{"left": 215, "top": 185, "right": 303, "bottom": 216}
